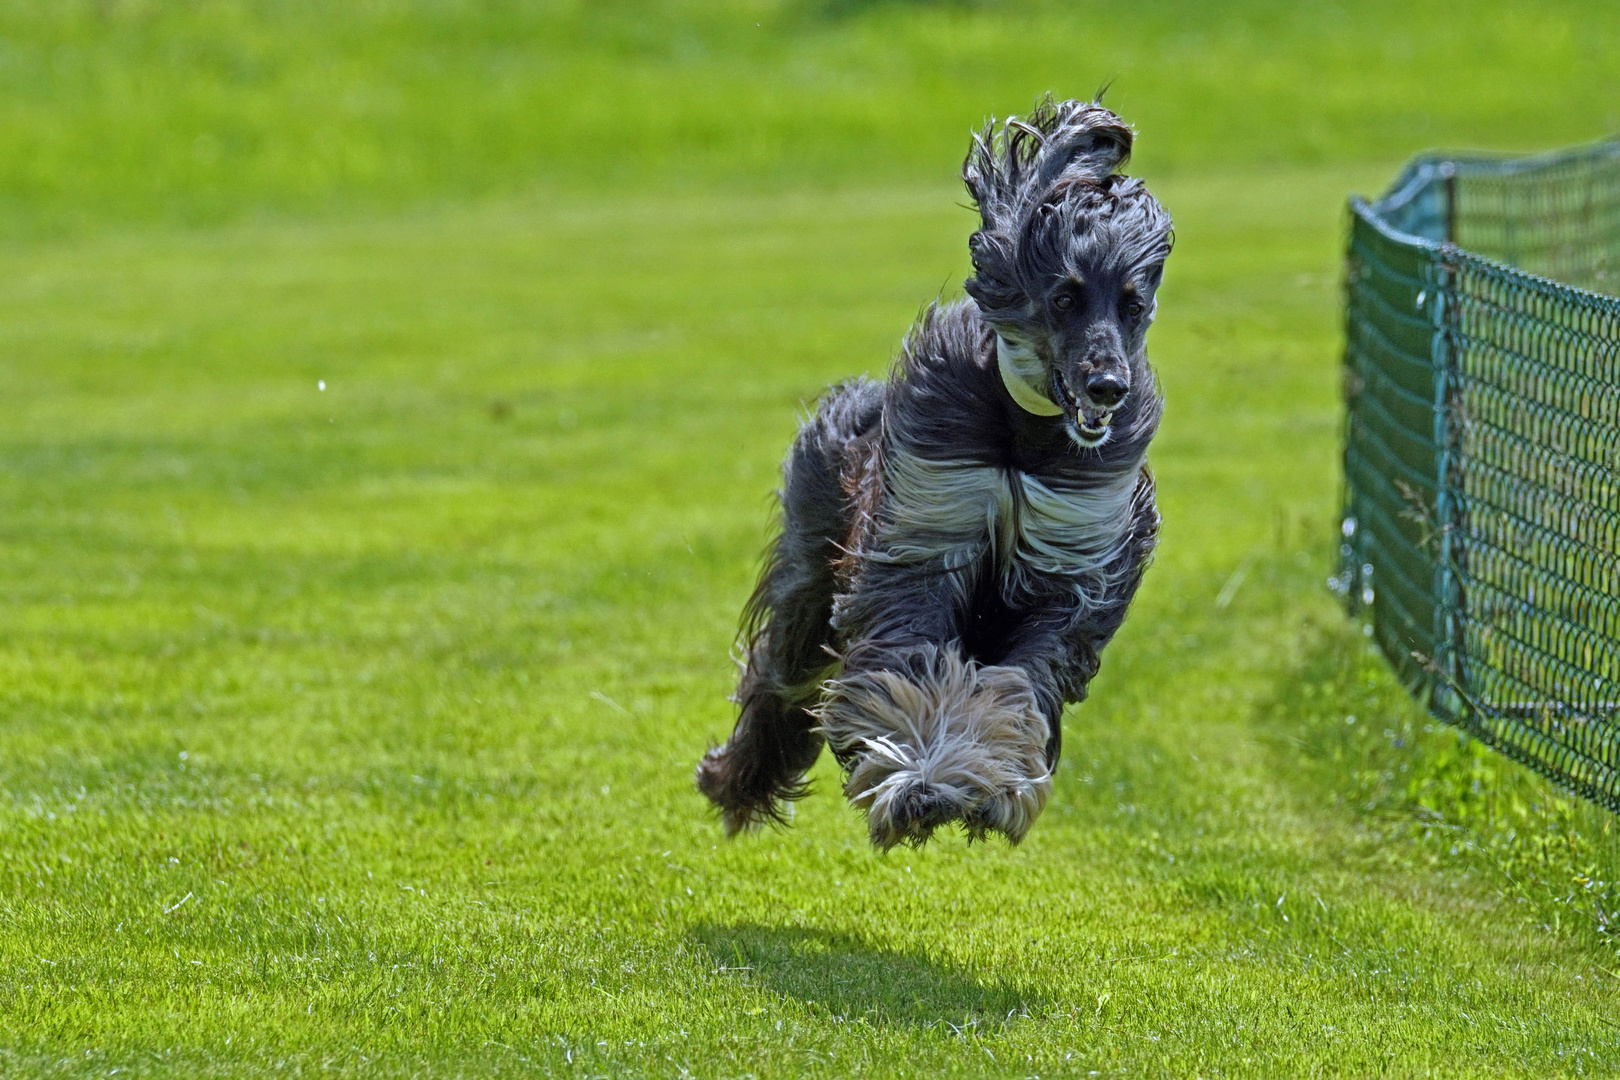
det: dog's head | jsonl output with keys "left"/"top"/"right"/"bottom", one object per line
{"left": 963, "top": 97, "right": 1172, "bottom": 449}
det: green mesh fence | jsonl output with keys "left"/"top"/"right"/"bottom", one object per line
{"left": 1339, "top": 139, "right": 1620, "bottom": 810}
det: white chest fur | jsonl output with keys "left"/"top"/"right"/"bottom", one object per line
{"left": 876, "top": 446, "right": 1140, "bottom": 607}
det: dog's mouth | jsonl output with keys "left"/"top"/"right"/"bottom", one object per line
{"left": 1072, "top": 402, "right": 1114, "bottom": 446}
{"left": 1052, "top": 370, "right": 1117, "bottom": 448}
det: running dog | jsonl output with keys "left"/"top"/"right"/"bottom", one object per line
{"left": 697, "top": 97, "right": 1172, "bottom": 849}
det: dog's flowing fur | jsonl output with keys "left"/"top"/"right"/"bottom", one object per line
{"left": 696, "top": 98, "right": 1173, "bottom": 850}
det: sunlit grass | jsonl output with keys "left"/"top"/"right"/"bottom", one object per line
{"left": 2, "top": 163, "right": 1616, "bottom": 1076}
{"left": 4, "top": 1, "right": 1620, "bottom": 1075}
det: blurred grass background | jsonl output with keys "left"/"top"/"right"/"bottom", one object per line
{"left": 5, "top": 1, "right": 1620, "bottom": 1076}
{"left": 3, "top": 0, "right": 1618, "bottom": 232}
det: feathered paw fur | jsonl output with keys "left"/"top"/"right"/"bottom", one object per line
{"left": 815, "top": 646, "right": 1051, "bottom": 850}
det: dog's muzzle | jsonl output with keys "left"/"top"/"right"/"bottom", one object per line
{"left": 1073, "top": 401, "right": 1114, "bottom": 445}
{"left": 1055, "top": 369, "right": 1125, "bottom": 447}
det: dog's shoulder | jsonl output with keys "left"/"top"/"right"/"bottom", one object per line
{"left": 893, "top": 299, "right": 995, "bottom": 386}
{"left": 885, "top": 300, "right": 1007, "bottom": 457}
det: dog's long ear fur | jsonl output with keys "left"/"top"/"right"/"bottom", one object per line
{"left": 963, "top": 97, "right": 1134, "bottom": 315}
{"left": 963, "top": 96, "right": 1133, "bottom": 234}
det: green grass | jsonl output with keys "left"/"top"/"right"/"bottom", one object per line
{"left": 4, "top": 2, "right": 1620, "bottom": 1076}
{"left": 4, "top": 0, "right": 1620, "bottom": 233}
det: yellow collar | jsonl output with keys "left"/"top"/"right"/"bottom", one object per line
{"left": 996, "top": 336, "right": 1064, "bottom": 417}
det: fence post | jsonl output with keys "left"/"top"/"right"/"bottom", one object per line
{"left": 1337, "top": 216, "right": 1363, "bottom": 616}
{"left": 1430, "top": 227, "right": 1467, "bottom": 723}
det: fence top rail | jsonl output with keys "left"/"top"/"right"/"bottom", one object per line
{"left": 1353, "top": 137, "right": 1620, "bottom": 314}
{"left": 1376, "top": 137, "right": 1620, "bottom": 213}
{"left": 1351, "top": 198, "right": 1620, "bottom": 315}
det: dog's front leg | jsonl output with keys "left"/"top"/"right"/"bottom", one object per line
{"left": 997, "top": 477, "right": 1160, "bottom": 778}
{"left": 995, "top": 606, "right": 1101, "bottom": 770}
{"left": 819, "top": 560, "right": 1050, "bottom": 848}
{"left": 696, "top": 401, "right": 862, "bottom": 835}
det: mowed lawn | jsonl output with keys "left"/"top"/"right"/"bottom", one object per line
{"left": 4, "top": 2, "right": 1620, "bottom": 1076}
{"left": 2, "top": 164, "right": 1615, "bottom": 1076}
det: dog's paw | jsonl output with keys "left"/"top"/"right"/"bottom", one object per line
{"left": 862, "top": 776, "right": 963, "bottom": 850}
{"left": 816, "top": 646, "right": 1053, "bottom": 848}
{"left": 695, "top": 744, "right": 797, "bottom": 837}
{"left": 960, "top": 778, "right": 1051, "bottom": 846}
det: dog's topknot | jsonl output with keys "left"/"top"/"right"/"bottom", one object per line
{"left": 962, "top": 96, "right": 1134, "bottom": 234}
{"left": 961, "top": 96, "right": 1169, "bottom": 328}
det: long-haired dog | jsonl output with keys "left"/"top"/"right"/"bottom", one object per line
{"left": 697, "top": 97, "right": 1172, "bottom": 850}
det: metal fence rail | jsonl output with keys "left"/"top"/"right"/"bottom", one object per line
{"left": 1339, "top": 140, "right": 1620, "bottom": 810}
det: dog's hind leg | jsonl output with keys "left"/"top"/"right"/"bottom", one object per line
{"left": 696, "top": 382, "right": 881, "bottom": 835}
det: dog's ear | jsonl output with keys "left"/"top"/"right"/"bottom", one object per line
{"left": 964, "top": 229, "right": 1021, "bottom": 315}
{"left": 1029, "top": 98, "right": 1132, "bottom": 189}
{"left": 963, "top": 123, "right": 1013, "bottom": 234}
{"left": 963, "top": 96, "right": 1136, "bottom": 315}
{"left": 962, "top": 120, "right": 1023, "bottom": 310}
{"left": 964, "top": 96, "right": 1133, "bottom": 231}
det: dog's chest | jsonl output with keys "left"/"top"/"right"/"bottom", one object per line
{"left": 877, "top": 448, "right": 1137, "bottom": 588}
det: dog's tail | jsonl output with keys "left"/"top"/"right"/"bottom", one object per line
{"left": 963, "top": 96, "right": 1133, "bottom": 227}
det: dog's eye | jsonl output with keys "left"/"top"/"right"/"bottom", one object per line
{"left": 1125, "top": 297, "right": 1147, "bottom": 319}
{"left": 1053, "top": 294, "right": 1074, "bottom": 311}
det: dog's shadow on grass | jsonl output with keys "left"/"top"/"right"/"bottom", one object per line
{"left": 691, "top": 922, "right": 1046, "bottom": 1030}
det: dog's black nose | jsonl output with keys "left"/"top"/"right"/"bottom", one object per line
{"left": 1085, "top": 371, "right": 1129, "bottom": 407}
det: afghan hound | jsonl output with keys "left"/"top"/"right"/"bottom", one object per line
{"left": 697, "top": 96, "right": 1172, "bottom": 850}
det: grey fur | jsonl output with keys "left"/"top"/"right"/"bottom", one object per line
{"left": 696, "top": 96, "right": 1171, "bottom": 849}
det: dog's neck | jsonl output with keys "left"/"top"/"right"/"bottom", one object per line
{"left": 995, "top": 335, "right": 1064, "bottom": 417}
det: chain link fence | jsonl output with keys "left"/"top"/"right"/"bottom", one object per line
{"left": 1338, "top": 140, "right": 1620, "bottom": 810}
